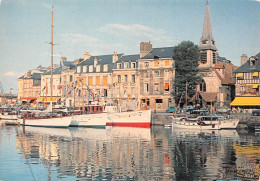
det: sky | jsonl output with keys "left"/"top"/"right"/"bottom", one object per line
{"left": 0, "top": 0, "right": 260, "bottom": 94}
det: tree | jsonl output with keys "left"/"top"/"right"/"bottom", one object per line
{"left": 172, "top": 41, "right": 202, "bottom": 106}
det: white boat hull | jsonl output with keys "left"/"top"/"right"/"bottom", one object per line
{"left": 70, "top": 113, "right": 108, "bottom": 128}
{"left": 204, "top": 119, "right": 239, "bottom": 129}
{"left": 18, "top": 116, "right": 72, "bottom": 128}
{"left": 0, "top": 113, "right": 17, "bottom": 120}
{"left": 171, "top": 117, "right": 221, "bottom": 130}
{"left": 106, "top": 110, "right": 151, "bottom": 128}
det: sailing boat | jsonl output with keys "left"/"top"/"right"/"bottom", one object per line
{"left": 18, "top": 7, "right": 71, "bottom": 128}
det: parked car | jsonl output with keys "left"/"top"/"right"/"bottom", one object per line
{"left": 166, "top": 106, "right": 176, "bottom": 113}
{"left": 217, "top": 107, "right": 229, "bottom": 114}
{"left": 252, "top": 110, "right": 260, "bottom": 116}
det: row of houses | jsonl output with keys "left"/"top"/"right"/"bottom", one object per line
{"left": 17, "top": 1, "right": 259, "bottom": 111}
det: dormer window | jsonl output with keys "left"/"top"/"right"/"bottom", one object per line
{"left": 124, "top": 62, "right": 129, "bottom": 69}
{"left": 117, "top": 63, "right": 122, "bottom": 69}
{"left": 212, "top": 41, "right": 215, "bottom": 45}
{"left": 202, "top": 41, "right": 207, "bottom": 44}
{"left": 131, "top": 62, "right": 136, "bottom": 69}
{"left": 103, "top": 64, "right": 108, "bottom": 72}
{"left": 83, "top": 66, "right": 87, "bottom": 73}
{"left": 96, "top": 65, "right": 100, "bottom": 72}
{"left": 77, "top": 66, "right": 81, "bottom": 73}
{"left": 89, "top": 65, "right": 93, "bottom": 72}
{"left": 249, "top": 57, "right": 258, "bottom": 67}
{"left": 145, "top": 62, "right": 149, "bottom": 67}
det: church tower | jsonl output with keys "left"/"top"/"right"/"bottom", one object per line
{"left": 198, "top": 0, "right": 217, "bottom": 70}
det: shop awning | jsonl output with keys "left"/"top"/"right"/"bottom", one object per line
{"left": 164, "top": 83, "right": 169, "bottom": 89}
{"left": 230, "top": 97, "right": 260, "bottom": 106}
{"left": 237, "top": 73, "right": 243, "bottom": 77}
{"left": 253, "top": 84, "right": 259, "bottom": 89}
{"left": 36, "top": 96, "right": 61, "bottom": 102}
{"left": 253, "top": 72, "right": 259, "bottom": 77}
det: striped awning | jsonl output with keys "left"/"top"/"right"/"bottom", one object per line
{"left": 230, "top": 97, "right": 260, "bottom": 106}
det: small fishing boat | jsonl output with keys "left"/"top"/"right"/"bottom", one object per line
{"left": 4, "top": 121, "right": 20, "bottom": 126}
{"left": 0, "top": 107, "right": 18, "bottom": 120}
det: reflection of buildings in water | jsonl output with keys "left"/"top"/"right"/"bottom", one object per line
{"left": 171, "top": 129, "right": 240, "bottom": 180}
{"left": 234, "top": 135, "right": 260, "bottom": 180}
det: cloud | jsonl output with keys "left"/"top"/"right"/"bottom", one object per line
{"left": 250, "top": 0, "right": 260, "bottom": 2}
{"left": 5, "top": 72, "right": 16, "bottom": 76}
{"left": 0, "top": 0, "right": 2, "bottom": 5}
{"left": 99, "top": 24, "right": 176, "bottom": 46}
{"left": 58, "top": 33, "right": 123, "bottom": 55}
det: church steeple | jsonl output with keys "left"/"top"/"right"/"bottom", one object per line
{"left": 199, "top": 0, "right": 217, "bottom": 51}
{"left": 198, "top": 0, "right": 217, "bottom": 69}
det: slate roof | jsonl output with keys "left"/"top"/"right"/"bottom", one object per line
{"left": 44, "top": 66, "right": 62, "bottom": 75}
{"left": 114, "top": 54, "right": 139, "bottom": 69}
{"left": 76, "top": 54, "right": 123, "bottom": 73}
{"left": 139, "top": 47, "right": 174, "bottom": 60}
{"left": 233, "top": 53, "right": 260, "bottom": 73}
{"left": 18, "top": 73, "right": 42, "bottom": 80}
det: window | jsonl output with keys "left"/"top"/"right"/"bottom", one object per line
{"left": 144, "top": 83, "right": 149, "bottom": 92}
{"left": 103, "top": 64, "right": 108, "bottom": 72}
{"left": 89, "top": 65, "right": 93, "bottom": 72}
{"left": 83, "top": 66, "right": 87, "bottom": 72}
{"left": 96, "top": 65, "right": 100, "bottom": 72}
{"left": 103, "top": 76, "right": 108, "bottom": 85}
{"left": 164, "top": 70, "right": 169, "bottom": 79}
{"left": 165, "top": 60, "right": 170, "bottom": 66}
{"left": 70, "top": 75, "right": 73, "bottom": 82}
{"left": 253, "top": 72, "right": 259, "bottom": 79}
{"left": 77, "top": 66, "right": 81, "bottom": 73}
{"left": 154, "top": 71, "right": 159, "bottom": 78}
{"left": 117, "top": 63, "right": 122, "bottom": 69}
{"left": 213, "top": 52, "right": 216, "bottom": 64}
{"left": 131, "top": 62, "right": 136, "bottom": 69}
{"left": 131, "top": 87, "right": 135, "bottom": 95}
{"left": 117, "top": 75, "right": 121, "bottom": 83}
{"left": 164, "top": 83, "right": 169, "bottom": 91}
{"left": 200, "top": 79, "right": 206, "bottom": 92}
{"left": 132, "top": 75, "right": 135, "bottom": 83}
{"left": 145, "top": 71, "right": 149, "bottom": 78}
{"left": 96, "top": 76, "right": 100, "bottom": 85}
{"left": 154, "top": 61, "right": 159, "bottom": 66}
{"left": 200, "top": 51, "right": 207, "bottom": 64}
{"left": 154, "top": 83, "right": 159, "bottom": 91}
{"left": 145, "top": 62, "right": 149, "bottom": 67}
{"left": 89, "top": 76, "right": 93, "bottom": 86}
{"left": 124, "top": 75, "right": 128, "bottom": 83}
{"left": 237, "top": 73, "right": 243, "bottom": 80}
{"left": 124, "top": 62, "right": 129, "bottom": 69}
{"left": 104, "top": 89, "right": 107, "bottom": 97}
{"left": 202, "top": 40, "right": 207, "bottom": 44}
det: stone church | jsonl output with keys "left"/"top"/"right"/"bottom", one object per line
{"left": 194, "top": 0, "right": 238, "bottom": 108}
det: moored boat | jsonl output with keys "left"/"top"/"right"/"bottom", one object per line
{"left": 106, "top": 109, "right": 151, "bottom": 128}
{"left": 0, "top": 107, "right": 18, "bottom": 120}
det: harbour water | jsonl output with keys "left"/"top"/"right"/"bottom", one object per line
{"left": 0, "top": 124, "right": 260, "bottom": 180}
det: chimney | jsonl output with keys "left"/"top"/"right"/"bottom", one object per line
{"left": 84, "top": 52, "right": 91, "bottom": 60}
{"left": 140, "top": 41, "right": 152, "bottom": 58}
{"left": 113, "top": 51, "right": 118, "bottom": 63}
{"left": 241, "top": 54, "right": 247, "bottom": 65}
{"left": 25, "top": 71, "right": 31, "bottom": 78}
{"left": 60, "top": 56, "right": 67, "bottom": 61}
{"left": 94, "top": 56, "right": 98, "bottom": 67}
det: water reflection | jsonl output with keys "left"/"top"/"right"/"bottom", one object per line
{"left": 0, "top": 125, "right": 259, "bottom": 180}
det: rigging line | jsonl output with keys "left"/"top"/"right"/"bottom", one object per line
{"left": 15, "top": 127, "right": 36, "bottom": 181}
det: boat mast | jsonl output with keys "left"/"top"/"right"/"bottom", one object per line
{"left": 50, "top": 6, "right": 54, "bottom": 112}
